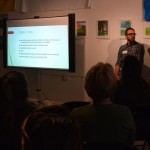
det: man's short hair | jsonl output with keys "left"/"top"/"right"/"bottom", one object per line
{"left": 125, "top": 27, "right": 135, "bottom": 35}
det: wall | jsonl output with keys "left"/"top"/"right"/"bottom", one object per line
{"left": 1, "top": 0, "right": 150, "bottom": 103}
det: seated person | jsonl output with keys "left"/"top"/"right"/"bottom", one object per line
{"left": 71, "top": 62, "right": 136, "bottom": 149}
{"left": 0, "top": 71, "right": 36, "bottom": 150}
{"left": 113, "top": 55, "right": 150, "bottom": 112}
{"left": 21, "top": 105, "right": 82, "bottom": 150}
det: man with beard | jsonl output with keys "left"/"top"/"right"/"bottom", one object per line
{"left": 115, "top": 28, "right": 145, "bottom": 81}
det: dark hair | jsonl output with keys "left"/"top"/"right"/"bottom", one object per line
{"left": 0, "top": 71, "right": 28, "bottom": 123}
{"left": 22, "top": 105, "right": 81, "bottom": 150}
{"left": 125, "top": 28, "right": 135, "bottom": 35}
{"left": 84, "top": 62, "right": 116, "bottom": 102}
{"left": 0, "top": 71, "right": 28, "bottom": 104}
{"left": 0, "top": 71, "right": 29, "bottom": 149}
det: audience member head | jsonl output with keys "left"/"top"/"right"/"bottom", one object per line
{"left": 121, "top": 55, "right": 141, "bottom": 80}
{"left": 84, "top": 62, "right": 116, "bottom": 103}
{"left": 21, "top": 105, "right": 81, "bottom": 150}
{"left": 0, "top": 71, "right": 30, "bottom": 149}
{"left": 0, "top": 70, "right": 29, "bottom": 125}
{"left": 0, "top": 71, "right": 28, "bottom": 105}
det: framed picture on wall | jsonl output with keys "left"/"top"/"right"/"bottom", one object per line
{"left": 76, "top": 20, "right": 87, "bottom": 37}
{"left": 97, "top": 19, "right": 109, "bottom": 39}
{"left": 119, "top": 19, "right": 133, "bottom": 39}
{"left": 143, "top": 21, "right": 150, "bottom": 38}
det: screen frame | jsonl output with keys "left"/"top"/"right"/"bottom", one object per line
{"left": 3, "top": 14, "right": 75, "bottom": 72}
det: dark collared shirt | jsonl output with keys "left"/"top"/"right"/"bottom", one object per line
{"left": 116, "top": 41, "right": 145, "bottom": 69}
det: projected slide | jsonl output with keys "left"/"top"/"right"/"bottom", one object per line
{"left": 7, "top": 25, "right": 69, "bottom": 69}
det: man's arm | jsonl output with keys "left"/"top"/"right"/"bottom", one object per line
{"left": 139, "top": 44, "right": 145, "bottom": 63}
{"left": 115, "top": 64, "right": 121, "bottom": 81}
{"left": 136, "top": 44, "right": 145, "bottom": 64}
{"left": 115, "top": 46, "right": 123, "bottom": 81}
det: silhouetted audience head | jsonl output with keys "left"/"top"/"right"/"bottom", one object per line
{"left": 0, "top": 71, "right": 29, "bottom": 126}
{"left": 21, "top": 105, "right": 81, "bottom": 150}
{"left": 84, "top": 62, "right": 116, "bottom": 103}
{"left": 0, "top": 71, "right": 34, "bottom": 150}
{"left": 0, "top": 71, "right": 28, "bottom": 105}
{"left": 121, "top": 55, "right": 141, "bottom": 80}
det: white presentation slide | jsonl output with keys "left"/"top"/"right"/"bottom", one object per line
{"left": 6, "top": 16, "right": 69, "bottom": 69}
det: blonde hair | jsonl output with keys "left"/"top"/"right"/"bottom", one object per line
{"left": 84, "top": 62, "right": 116, "bottom": 102}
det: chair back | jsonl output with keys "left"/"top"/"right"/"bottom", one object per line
{"left": 133, "top": 106, "right": 150, "bottom": 149}
{"left": 83, "top": 142, "right": 138, "bottom": 150}
{"left": 62, "top": 101, "right": 91, "bottom": 113}
{"left": 133, "top": 106, "right": 150, "bottom": 140}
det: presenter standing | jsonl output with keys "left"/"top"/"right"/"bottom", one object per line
{"left": 115, "top": 28, "right": 145, "bottom": 81}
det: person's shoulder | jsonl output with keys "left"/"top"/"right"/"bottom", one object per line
{"left": 119, "top": 43, "right": 127, "bottom": 49}
{"left": 135, "top": 41, "right": 144, "bottom": 47}
{"left": 22, "top": 100, "right": 37, "bottom": 114}
{"left": 72, "top": 103, "right": 92, "bottom": 112}
{"left": 110, "top": 104, "right": 134, "bottom": 120}
{"left": 70, "top": 104, "right": 92, "bottom": 116}
{"left": 111, "top": 103, "right": 131, "bottom": 112}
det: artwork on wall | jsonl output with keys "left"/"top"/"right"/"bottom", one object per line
{"left": 0, "top": 0, "right": 16, "bottom": 12}
{"left": 143, "top": 21, "right": 150, "bottom": 38}
{"left": 0, "top": 14, "right": 8, "bottom": 50}
{"left": 144, "top": 0, "right": 150, "bottom": 21}
{"left": 76, "top": 20, "right": 87, "bottom": 37}
{"left": 97, "top": 20, "right": 109, "bottom": 39}
{"left": 119, "top": 19, "right": 132, "bottom": 39}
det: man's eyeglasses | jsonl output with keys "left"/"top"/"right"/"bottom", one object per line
{"left": 126, "top": 33, "right": 136, "bottom": 36}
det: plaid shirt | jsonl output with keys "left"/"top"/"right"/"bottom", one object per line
{"left": 116, "top": 41, "right": 145, "bottom": 69}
